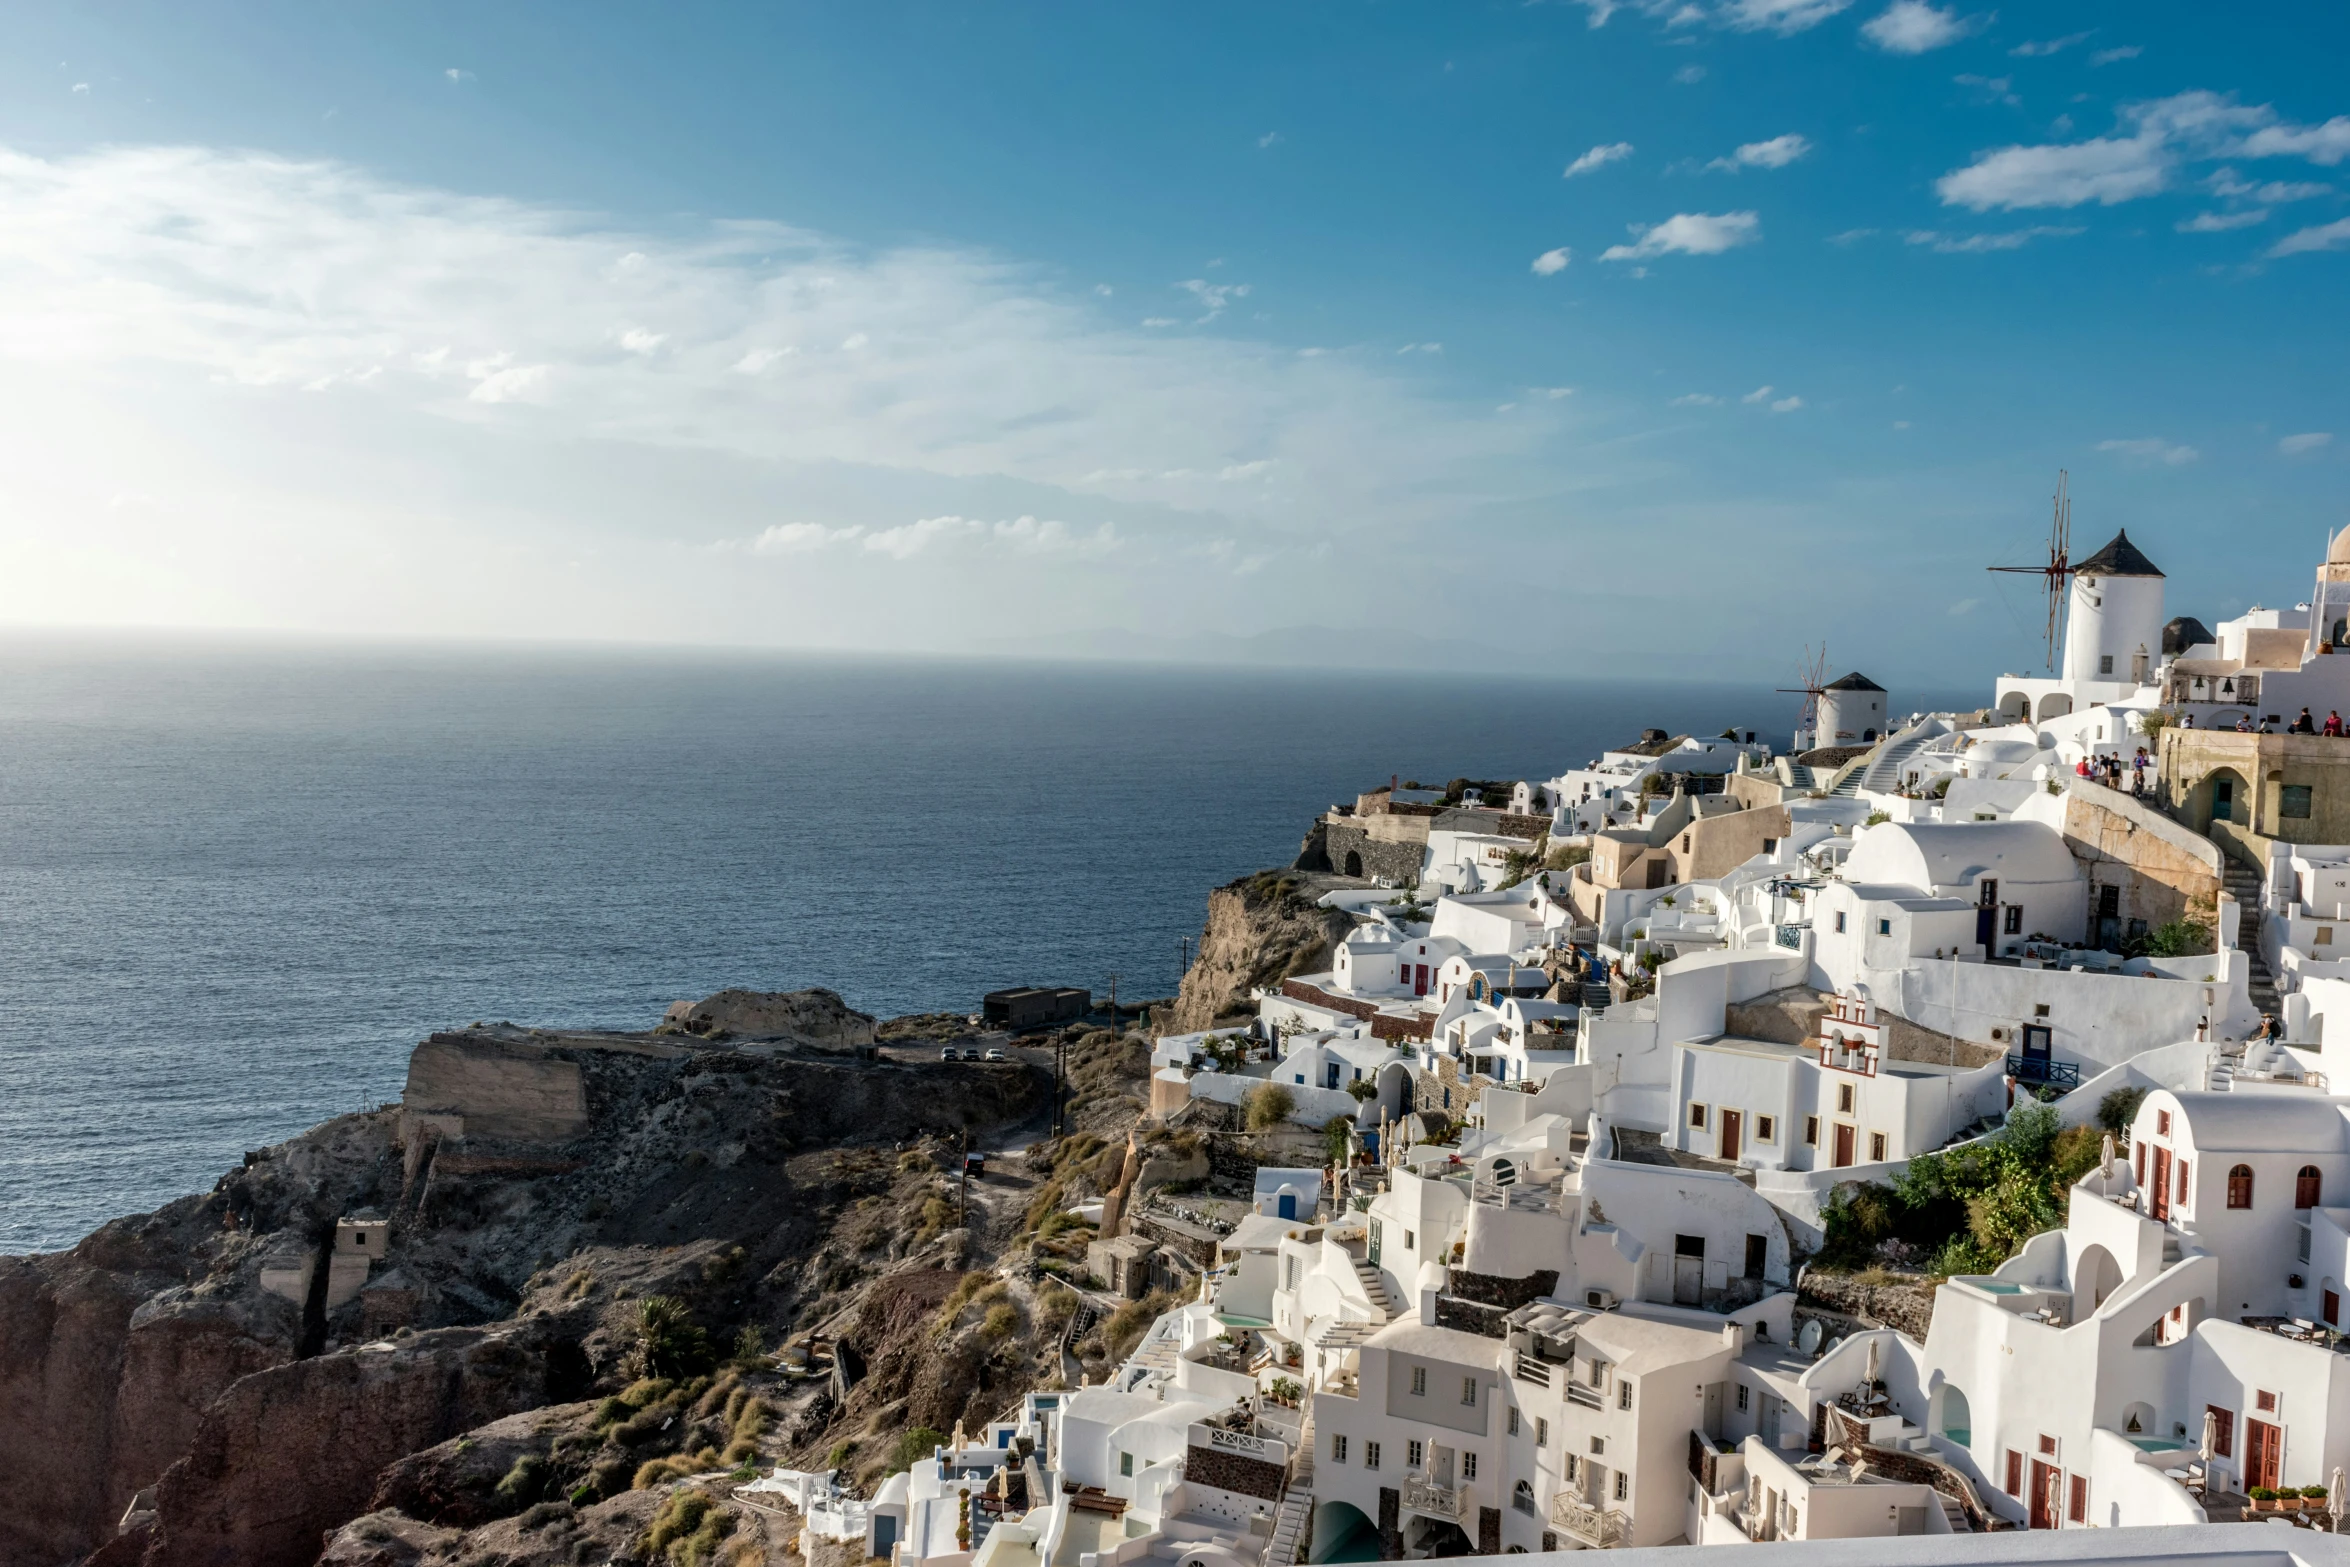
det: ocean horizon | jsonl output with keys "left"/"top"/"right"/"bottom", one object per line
{"left": 0, "top": 629, "right": 1973, "bottom": 1253}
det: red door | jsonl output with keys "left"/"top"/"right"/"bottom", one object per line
{"left": 1833, "top": 1123, "right": 1856, "bottom": 1169}
{"left": 1720, "top": 1110, "right": 1743, "bottom": 1163}
{"left": 1413, "top": 964, "right": 1429, "bottom": 996}
{"left": 2030, "top": 1461, "right": 2061, "bottom": 1529}
{"left": 2151, "top": 1147, "right": 2172, "bottom": 1221}
{"left": 2247, "top": 1420, "right": 2282, "bottom": 1492}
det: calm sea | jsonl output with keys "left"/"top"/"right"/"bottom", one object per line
{"left": 0, "top": 633, "right": 1955, "bottom": 1253}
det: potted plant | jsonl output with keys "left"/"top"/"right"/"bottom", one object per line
{"left": 2249, "top": 1486, "right": 2280, "bottom": 1511}
{"left": 2303, "top": 1484, "right": 2330, "bottom": 1510}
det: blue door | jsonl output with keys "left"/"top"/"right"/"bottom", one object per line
{"left": 1326, "top": 1062, "right": 1341, "bottom": 1089}
{"left": 874, "top": 1517, "right": 897, "bottom": 1557}
{"left": 1278, "top": 1193, "right": 1297, "bottom": 1220}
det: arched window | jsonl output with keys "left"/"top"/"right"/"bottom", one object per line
{"left": 2299, "top": 1166, "right": 2323, "bottom": 1209}
{"left": 2228, "top": 1164, "right": 2255, "bottom": 1209}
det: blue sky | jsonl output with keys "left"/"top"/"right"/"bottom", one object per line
{"left": 0, "top": 2, "right": 2344, "bottom": 686}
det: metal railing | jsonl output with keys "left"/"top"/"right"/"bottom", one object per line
{"left": 2007, "top": 1053, "right": 2081, "bottom": 1088}
{"left": 1402, "top": 1477, "right": 1469, "bottom": 1519}
{"left": 1551, "top": 1493, "right": 1629, "bottom": 1548}
{"left": 1565, "top": 1382, "right": 1604, "bottom": 1410}
{"left": 1774, "top": 923, "right": 1807, "bottom": 951}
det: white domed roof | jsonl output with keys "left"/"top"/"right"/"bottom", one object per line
{"left": 2329, "top": 526, "right": 2350, "bottom": 566}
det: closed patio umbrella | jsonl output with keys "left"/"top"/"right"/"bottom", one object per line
{"left": 2101, "top": 1132, "right": 2115, "bottom": 1180}
{"left": 2330, "top": 1466, "right": 2346, "bottom": 1529}
{"left": 2200, "top": 1410, "right": 2219, "bottom": 1493}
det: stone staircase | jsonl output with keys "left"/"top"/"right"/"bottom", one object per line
{"left": 2207, "top": 1037, "right": 2244, "bottom": 1092}
{"left": 2221, "top": 858, "right": 2282, "bottom": 1016}
{"left": 1937, "top": 1494, "right": 1970, "bottom": 1533}
{"left": 1855, "top": 722, "right": 1945, "bottom": 795}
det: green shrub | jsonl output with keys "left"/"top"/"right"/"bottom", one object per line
{"left": 517, "top": 1501, "right": 572, "bottom": 1531}
{"left": 2145, "top": 919, "right": 2212, "bottom": 958}
{"left": 626, "top": 1299, "right": 714, "bottom": 1382}
{"left": 980, "top": 1304, "right": 1020, "bottom": 1341}
{"left": 2096, "top": 1086, "right": 2148, "bottom": 1138}
{"left": 891, "top": 1426, "right": 947, "bottom": 1473}
{"left": 494, "top": 1454, "right": 550, "bottom": 1510}
{"left": 2252, "top": 1487, "right": 2278, "bottom": 1502}
{"left": 2305, "top": 1485, "right": 2331, "bottom": 1499}
{"left": 1245, "top": 1083, "right": 1296, "bottom": 1131}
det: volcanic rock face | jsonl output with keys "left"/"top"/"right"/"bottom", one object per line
{"left": 660, "top": 987, "right": 878, "bottom": 1047}
{"left": 1165, "top": 870, "right": 1358, "bottom": 1033}
{"left": 0, "top": 1013, "right": 1061, "bottom": 1567}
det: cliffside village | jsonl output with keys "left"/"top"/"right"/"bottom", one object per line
{"left": 760, "top": 525, "right": 2350, "bottom": 1566}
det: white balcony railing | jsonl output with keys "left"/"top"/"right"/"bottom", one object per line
{"left": 1551, "top": 1493, "right": 1629, "bottom": 1548}
{"left": 1402, "top": 1478, "right": 1469, "bottom": 1520}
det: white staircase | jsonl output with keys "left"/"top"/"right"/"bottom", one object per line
{"left": 1854, "top": 722, "right": 1947, "bottom": 795}
{"left": 1350, "top": 1257, "right": 1402, "bottom": 1320}
{"left": 1266, "top": 1405, "right": 1317, "bottom": 1567}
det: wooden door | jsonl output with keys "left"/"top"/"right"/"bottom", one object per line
{"left": 2152, "top": 1147, "right": 2172, "bottom": 1221}
{"left": 2247, "top": 1419, "right": 2282, "bottom": 1492}
{"left": 2030, "top": 1460, "right": 2060, "bottom": 1529}
{"left": 1720, "top": 1110, "right": 1743, "bottom": 1163}
{"left": 1833, "top": 1122, "right": 1856, "bottom": 1169}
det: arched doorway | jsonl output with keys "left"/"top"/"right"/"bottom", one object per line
{"left": 2037, "top": 693, "right": 2075, "bottom": 722}
{"left": 2073, "top": 1243, "right": 2123, "bottom": 1319}
{"left": 2195, "top": 767, "right": 2252, "bottom": 831}
{"left": 1343, "top": 850, "right": 1364, "bottom": 878}
{"left": 1934, "top": 1384, "right": 1972, "bottom": 1446}
{"left": 1998, "top": 691, "right": 2031, "bottom": 722}
{"left": 1309, "top": 1500, "right": 1382, "bottom": 1563}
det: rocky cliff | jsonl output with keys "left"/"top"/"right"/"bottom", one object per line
{"left": 1164, "top": 869, "right": 1359, "bottom": 1034}
{"left": 0, "top": 988, "right": 1098, "bottom": 1567}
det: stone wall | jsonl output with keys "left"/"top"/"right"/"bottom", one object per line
{"left": 1447, "top": 1268, "right": 1559, "bottom": 1310}
{"left": 1724, "top": 986, "right": 2001, "bottom": 1070}
{"left": 2059, "top": 783, "right": 2223, "bottom": 939}
{"left": 1323, "top": 820, "right": 1424, "bottom": 886}
{"left": 1183, "top": 1441, "right": 1285, "bottom": 1501}
{"left": 1796, "top": 1269, "right": 1938, "bottom": 1341}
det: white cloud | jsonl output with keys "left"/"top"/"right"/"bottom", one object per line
{"left": 1932, "top": 88, "right": 2350, "bottom": 211}
{"left": 1935, "top": 135, "right": 2168, "bottom": 210}
{"left": 0, "top": 140, "right": 1590, "bottom": 646}
{"left": 445, "top": 68, "right": 473, "bottom": 84}
{"left": 2176, "top": 209, "right": 2269, "bottom": 233}
{"left": 1955, "top": 74, "right": 2020, "bottom": 107}
{"left": 2089, "top": 45, "right": 2141, "bottom": 66}
{"left": 71, "top": 82, "right": 89, "bottom": 94}
{"left": 617, "top": 327, "right": 668, "bottom": 355}
{"left": 1708, "top": 133, "right": 1811, "bottom": 172}
{"left": 751, "top": 521, "right": 862, "bottom": 554}
{"left": 1826, "top": 227, "right": 1879, "bottom": 244}
{"left": 2097, "top": 436, "right": 2198, "bottom": 466}
{"left": 2240, "top": 117, "right": 2350, "bottom": 167}
{"left": 1719, "top": 0, "right": 1854, "bottom": 35}
{"left": 1742, "top": 385, "right": 1776, "bottom": 403}
{"left": 2209, "top": 168, "right": 2330, "bottom": 202}
{"left": 1574, "top": 0, "right": 1621, "bottom": 24}
{"left": 1093, "top": 283, "right": 1113, "bottom": 296}
{"left": 1564, "top": 142, "right": 1637, "bottom": 178}
{"left": 1769, "top": 394, "right": 1804, "bottom": 412}
{"left": 2280, "top": 432, "right": 2335, "bottom": 456}
{"left": 1257, "top": 131, "right": 1283, "bottom": 148}
{"left": 1530, "top": 386, "right": 1575, "bottom": 399}
{"left": 1140, "top": 317, "right": 1177, "bottom": 327}
{"left": 1601, "top": 210, "right": 1761, "bottom": 260}
{"left": 2011, "top": 32, "right": 2091, "bottom": 57}
{"left": 1531, "top": 247, "right": 1573, "bottom": 275}
{"left": 732, "top": 346, "right": 796, "bottom": 373}
{"left": 1674, "top": 64, "right": 1708, "bottom": 84}
{"left": 1671, "top": 392, "right": 1722, "bottom": 406}
{"left": 1861, "top": 1, "right": 1971, "bottom": 54}
{"left": 1397, "top": 342, "right": 1444, "bottom": 354}
{"left": 2270, "top": 217, "right": 2350, "bottom": 257}
{"left": 1904, "top": 225, "right": 2083, "bottom": 251}
{"left": 1178, "top": 278, "right": 1250, "bottom": 321}
{"left": 1948, "top": 597, "right": 1978, "bottom": 614}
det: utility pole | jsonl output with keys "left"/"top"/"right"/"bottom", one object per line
{"left": 1106, "top": 972, "right": 1119, "bottom": 1035}
{"left": 1179, "top": 935, "right": 1191, "bottom": 975}
{"left": 1052, "top": 1036, "right": 1066, "bottom": 1139}
{"left": 959, "top": 1130, "right": 970, "bottom": 1226}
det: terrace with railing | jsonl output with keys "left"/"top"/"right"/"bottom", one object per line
{"left": 1550, "top": 1493, "right": 1629, "bottom": 1548}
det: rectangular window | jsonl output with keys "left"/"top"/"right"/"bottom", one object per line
{"left": 1736, "top": 1384, "right": 1750, "bottom": 1412}
{"left": 1618, "top": 1380, "right": 1633, "bottom": 1410}
{"left": 2257, "top": 1389, "right": 2277, "bottom": 1413}
{"left": 2208, "top": 1406, "right": 2234, "bottom": 1458}
{"left": 1690, "top": 1102, "right": 1709, "bottom": 1128}
{"left": 1364, "top": 1441, "right": 1381, "bottom": 1470}
{"left": 1564, "top": 1454, "right": 1577, "bottom": 1482}
{"left": 1120, "top": 1451, "right": 1134, "bottom": 1477}
{"left": 1877, "top": 918, "right": 1892, "bottom": 936}
{"left": 2005, "top": 905, "right": 2024, "bottom": 935}
{"left": 1407, "top": 1440, "right": 1424, "bottom": 1468}
{"left": 1835, "top": 911, "right": 1848, "bottom": 933}
{"left": 1508, "top": 1408, "right": 1520, "bottom": 1436}
{"left": 1411, "top": 1366, "right": 1426, "bottom": 1397}
{"left": 2039, "top": 1434, "right": 2057, "bottom": 1456}
{"left": 2100, "top": 654, "right": 2114, "bottom": 674}
{"left": 1870, "top": 1132, "right": 1888, "bottom": 1162}
{"left": 2068, "top": 1475, "right": 2088, "bottom": 1525}
{"left": 2157, "top": 1109, "right": 2170, "bottom": 1136}
{"left": 1463, "top": 1377, "right": 1479, "bottom": 1406}
{"left": 1331, "top": 1434, "right": 1348, "bottom": 1463}
{"left": 1613, "top": 1472, "right": 1628, "bottom": 1502}
{"left": 2283, "top": 785, "right": 2315, "bottom": 820}
{"left": 2005, "top": 1451, "right": 2023, "bottom": 1496}
{"left": 1804, "top": 1116, "right": 1820, "bottom": 1146}
{"left": 1463, "top": 1453, "right": 1478, "bottom": 1481}
{"left": 1404, "top": 1230, "right": 1416, "bottom": 1251}
{"left": 1537, "top": 1417, "right": 1551, "bottom": 1446}
{"left": 1745, "top": 1233, "right": 1768, "bottom": 1279}
{"left": 1756, "top": 1115, "right": 1776, "bottom": 1142}
{"left": 1837, "top": 1084, "right": 1855, "bottom": 1114}
{"left": 2178, "top": 1159, "right": 2191, "bottom": 1204}
{"left": 2322, "top": 928, "right": 2336, "bottom": 947}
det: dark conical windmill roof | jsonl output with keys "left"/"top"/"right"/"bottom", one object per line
{"left": 2163, "top": 616, "right": 2214, "bottom": 656}
{"left": 1823, "top": 671, "right": 1885, "bottom": 692}
{"left": 2075, "top": 529, "right": 2163, "bottom": 578}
